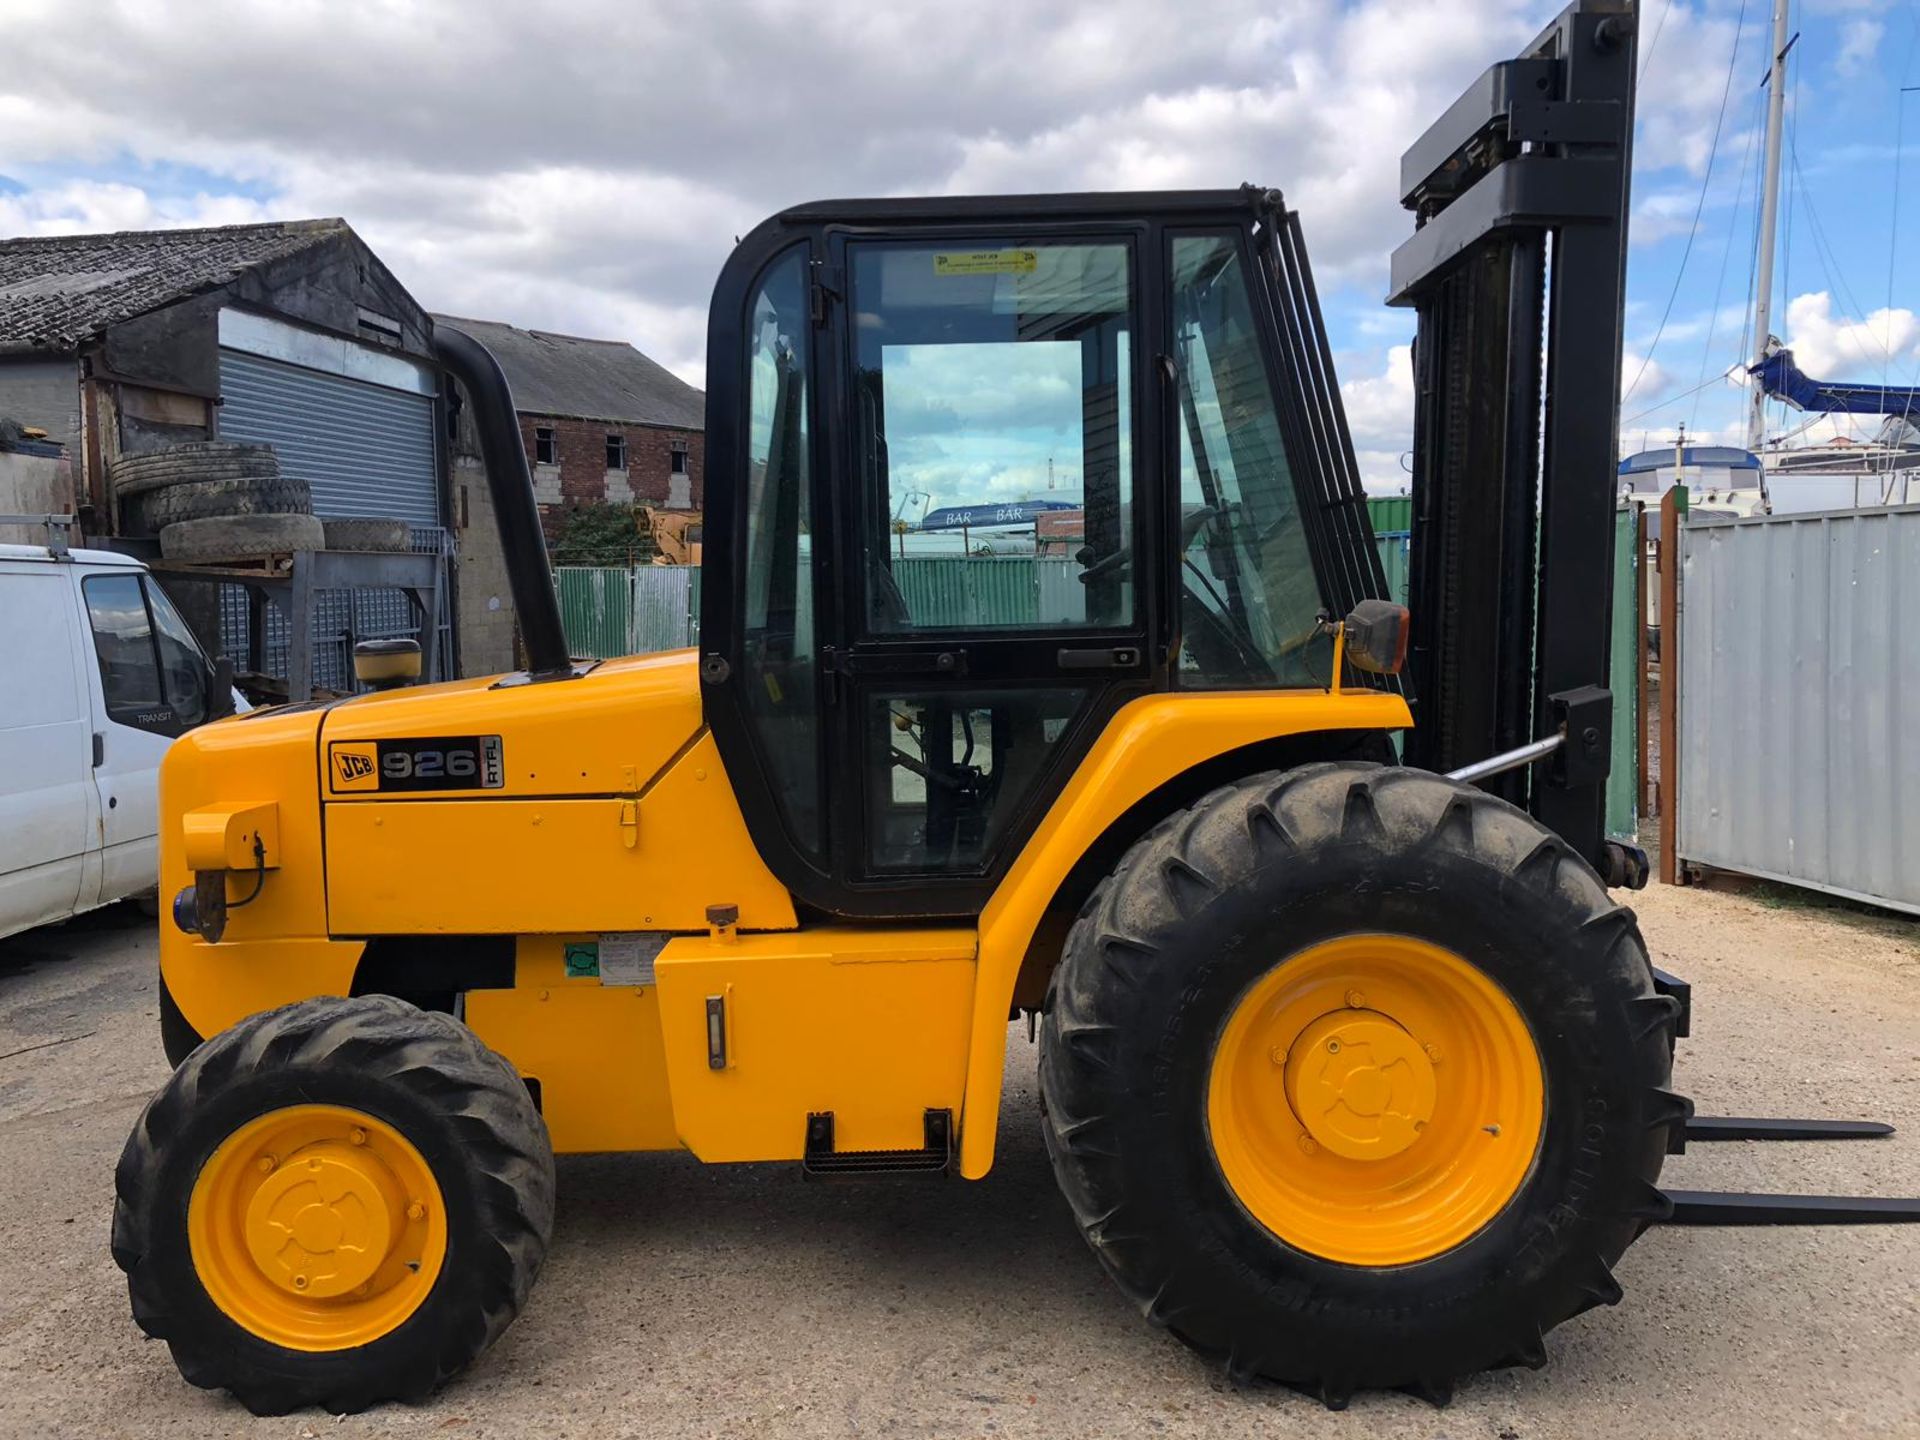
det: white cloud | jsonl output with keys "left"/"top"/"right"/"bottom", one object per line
{"left": 1780, "top": 290, "right": 1920, "bottom": 378}
{"left": 1635, "top": 3, "right": 1750, "bottom": 177}
{"left": 0, "top": 0, "right": 1558, "bottom": 378}
{"left": 1339, "top": 344, "right": 1414, "bottom": 492}
{"left": 1836, "top": 17, "right": 1886, "bottom": 74}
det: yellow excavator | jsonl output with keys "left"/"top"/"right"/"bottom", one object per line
{"left": 112, "top": 1, "right": 1917, "bottom": 1416}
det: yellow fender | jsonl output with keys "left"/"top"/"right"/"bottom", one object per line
{"left": 959, "top": 688, "right": 1411, "bottom": 1178}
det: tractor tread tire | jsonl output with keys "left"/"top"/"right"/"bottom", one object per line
{"left": 110, "top": 442, "right": 280, "bottom": 500}
{"left": 159, "top": 513, "right": 325, "bottom": 564}
{"left": 112, "top": 995, "right": 556, "bottom": 1415}
{"left": 1038, "top": 762, "right": 1678, "bottom": 1404}
{"left": 321, "top": 517, "right": 412, "bottom": 553}
{"left": 135, "top": 475, "right": 314, "bottom": 532}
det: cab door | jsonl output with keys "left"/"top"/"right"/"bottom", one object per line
{"left": 820, "top": 230, "right": 1156, "bottom": 908}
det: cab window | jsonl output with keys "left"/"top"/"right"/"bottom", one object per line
{"left": 82, "top": 573, "right": 209, "bottom": 734}
{"left": 1169, "top": 232, "right": 1329, "bottom": 688}
{"left": 848, "top": 240, "right": 1136, "bottom": 632}
{"left": 737, "top": 246, "right": 821, "bottom": 855}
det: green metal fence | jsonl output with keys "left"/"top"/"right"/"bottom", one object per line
{"left": 559, "top": 508, "right": 1639, "bottom": 839}
{"left": 554, "top": 565, "right": 701, "bottom": 659}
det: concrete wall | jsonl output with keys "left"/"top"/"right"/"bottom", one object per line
{"left": 450, "top": 449, "right": 520, "bottom": 676}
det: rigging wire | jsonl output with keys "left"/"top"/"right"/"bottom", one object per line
{"left": 1640, "top": 0, "right": 1673, "bottom": 79}
{"left": 1625, "top": 370, "right": 1741, "bottom": 426}
{"left": 1623, "top": 0, "right": 1750, "bottom": 405}
{"left": 1691, "top": 86, "right": 1766, "bottom": 435}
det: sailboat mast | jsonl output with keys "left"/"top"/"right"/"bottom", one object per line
{"left": 1748, "top": 0, "right": 1791, "bottom": 451}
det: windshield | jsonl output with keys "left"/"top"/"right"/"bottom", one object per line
{"left": 1170, "top": 232, "right": 1329, "bottom": 688}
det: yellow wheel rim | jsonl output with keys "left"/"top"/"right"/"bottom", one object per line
{"left": 1206, "top": 934, "right": 1544, "bottom": 1266}
{"left": 188, "top": 1104, "right": 447, "bottom": 1351}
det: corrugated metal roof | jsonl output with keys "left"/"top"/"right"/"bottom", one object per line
{"left": 433, "top": 314, "right": 703, "bottom": 430}
{"left": 0, "top": 219, "right": 351, "bottom": 355}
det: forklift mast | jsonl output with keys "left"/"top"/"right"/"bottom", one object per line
{"left": 1389, "top": 0, "right": 1637, "bottom": 878}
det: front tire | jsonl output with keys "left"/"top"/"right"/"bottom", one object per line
{"left": 1038, "top": 763, "right": 1681, "bottom": 1405}
{"left": 112, "top": 995, "right": 555, "bottom": 1415}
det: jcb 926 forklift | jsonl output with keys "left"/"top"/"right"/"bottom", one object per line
{"left": 114, "top": 0, "right": 1917, "bottom": 1414}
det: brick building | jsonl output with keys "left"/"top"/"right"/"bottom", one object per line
{"left": 435, "top": 315, "right": 703, "bottom": 542}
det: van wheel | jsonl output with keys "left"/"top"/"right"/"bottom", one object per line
{"left": 112, "top": 995, "right": 555, "bottom": 1414}
{"left": 1039, "top": 763, "right": 1678, "bottom": 1404}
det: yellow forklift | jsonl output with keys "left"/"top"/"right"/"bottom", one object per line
{"left": 113, "top": 1, "right": 1916, "bottom": 1415}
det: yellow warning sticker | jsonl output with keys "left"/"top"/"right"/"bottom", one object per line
{"left": 933, "top": 249, "right": 1038, "bottom": 277}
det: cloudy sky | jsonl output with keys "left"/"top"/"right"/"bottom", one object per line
{"left": 2, "top": 0, "right": 1913, "bottom": 491}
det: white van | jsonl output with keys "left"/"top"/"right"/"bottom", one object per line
{"left": 0, "top": 532, "right": 234, "bottom": 941}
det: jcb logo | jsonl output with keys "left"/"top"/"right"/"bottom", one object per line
{"left": 330, "top": 745, "right": 380, "bottom": 791}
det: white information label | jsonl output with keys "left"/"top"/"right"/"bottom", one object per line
{"left": 598, "top": 932, "right": 665, "bottom": 987}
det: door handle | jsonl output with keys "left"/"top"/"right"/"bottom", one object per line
{"left": 1056, "top": 646, "right": 1141, "bottom": 670}
{"left": 92, "top": 732, "right": 104, "bottom": 767}
{"left": 826, "top": 648, "right": 969, "bottom": 677}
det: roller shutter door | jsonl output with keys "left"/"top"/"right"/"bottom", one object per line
{"left": 217, "top": 349, "right": 440, "bottom": 526}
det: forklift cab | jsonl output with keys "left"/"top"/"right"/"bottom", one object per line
{"left": 698, "top": 192, "right": 1390, "bottom": 918}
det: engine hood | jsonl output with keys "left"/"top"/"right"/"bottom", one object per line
{"left": 319, "top": 650, "right": 703, "bottom": 801}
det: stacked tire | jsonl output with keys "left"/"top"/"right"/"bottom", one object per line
{"left": 111, "top": 443, "right": 414, "bottom": 563}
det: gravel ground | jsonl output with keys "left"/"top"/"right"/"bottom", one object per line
{"left": 0, "top": 879, "right": 1915, "bottom": 1440}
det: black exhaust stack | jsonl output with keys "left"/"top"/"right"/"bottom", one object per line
{"left": 434, "top": 322, "right": 573, "bottom": 676}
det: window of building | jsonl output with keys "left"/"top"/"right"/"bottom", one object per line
{"left": 606, "top": 434, "right": 627, "bottom": 471}
{"left": 534, "top": 427, "right": 557, "bottom": 466}
{"left": 670, "top": 442, "right": 689, "bottom": 476}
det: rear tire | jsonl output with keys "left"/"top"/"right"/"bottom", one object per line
{"left": 1038, "top": 763, "right": 1680, "bottom": 1405}
{"left": 112, "top": 995, "right": 555, "bottom": 1414}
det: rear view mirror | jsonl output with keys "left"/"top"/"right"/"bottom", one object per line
{"left": 208, "top": 656, "right": 237, "bottom": 719}
{"left": 1343, "top": 599, "right": 1410, "bottom": 675}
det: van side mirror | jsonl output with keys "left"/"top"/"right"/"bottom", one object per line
{"left": 208, "top": 656, "right": 237, "bottom": 719}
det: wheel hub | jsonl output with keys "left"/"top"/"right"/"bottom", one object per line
{"left": 244, "top": 1149, "right": 396, "bottom": 1299}
{"left": 1283, "top": 1010, "right": 1437, "bottom": 1161}
{"left": 188, "top": 1104, "right": 447, "bottom": 1350}
{"left": 1206, "top": 934, "right": 1545, "bottom": 1266}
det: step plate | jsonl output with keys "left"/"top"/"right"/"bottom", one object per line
{"left": 801, "top": 1109, "right": 953, "bottom": 1179}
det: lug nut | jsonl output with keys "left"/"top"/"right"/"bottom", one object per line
{"left": 1297, "top": 1135, "right": 1319, "bottom": 1156}
{"left": 1345, "top": 989, "right": 1366, "bottom": 1009}
{"left": 1424, "top": 1042, "right": 1443, "bottom": 1064}
{"left": 348, "top": 1128, "right": 367, "bottom": 1147}
{"left": 407, "top": 1202, "right": 426, "bottom": 1221}
{"left": 256, "top": 1156, "right": 276, "bottom": 1174}
{"left": 1269, "top": 1045, "right": 1288, "bottom": 1067}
